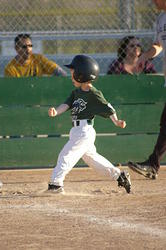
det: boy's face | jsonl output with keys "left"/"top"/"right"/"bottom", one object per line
{"left": 70, "top": 69, "right": 81, "bottom": 88}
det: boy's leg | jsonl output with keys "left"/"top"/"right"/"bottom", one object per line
{"left": 50, "top": 126, "right": 96, "bottom": 187}
{"left": 50, "top": 137, "right": 87, "bottom": 187}
{"left": 82, "top": 146, "right": 131, "bottom": 193}
{"left": 82, "top": 145, "right": 120, "bottom": 180}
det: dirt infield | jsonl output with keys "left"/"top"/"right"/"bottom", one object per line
{"left": 0, "top": 167, "right": 166, "bottom": 250}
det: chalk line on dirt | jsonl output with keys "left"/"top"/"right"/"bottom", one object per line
{"left": 0, "top": 204, "right": 165, "bottom": 239}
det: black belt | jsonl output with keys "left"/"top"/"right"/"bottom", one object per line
{"left": 72, "top": 119, "right": 93, "bottom": 127}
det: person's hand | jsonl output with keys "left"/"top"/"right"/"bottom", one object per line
{"left": 136, "top": 54, "right": 146, "bottom": 73}
{"left": 116, "top": 120, "right": 126, "bottom": 128}
{"left": 48, "top": 107, "right": 57, "bottom": 117}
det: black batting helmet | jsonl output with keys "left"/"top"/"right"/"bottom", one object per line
{"left": 64, "top": 55, "right": 99, "bottom": 83}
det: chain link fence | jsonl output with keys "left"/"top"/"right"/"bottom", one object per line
{"left": 0, "top": 0, "right": 162, "bottom": 76}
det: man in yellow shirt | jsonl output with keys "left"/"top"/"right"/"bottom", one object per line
{"left": 4, "top": 34, "right": 67, "bottom": 77}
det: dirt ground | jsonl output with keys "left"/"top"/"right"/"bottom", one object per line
{"left": 0, "top": 167, "right": 166, "bottom": 250}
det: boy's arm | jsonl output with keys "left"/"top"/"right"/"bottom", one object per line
{"left": 48, "top": 104, "right": 69, "bottom": 117}
{"left": 110, "top": 113, "right": 126, "bottom": 129}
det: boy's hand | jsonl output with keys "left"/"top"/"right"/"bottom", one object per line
{"left": 48, "top": 107, "right": 57, "bottom": 117}
{"left": 116, "top": 120, "right": 126, "bottom": 128}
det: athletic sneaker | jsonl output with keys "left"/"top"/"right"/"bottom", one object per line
{"left": 48, "top": 183, "right": 64, "bottom": 193}
{"left": 128, "top": 161, "right": 158, "bottom": 179}
{"left": 117, "top": 171, "right": 131, "bottom": 193}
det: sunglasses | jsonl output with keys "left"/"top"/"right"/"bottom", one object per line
{"left": 20, "top": 44, "right": 33, "bottom": 49}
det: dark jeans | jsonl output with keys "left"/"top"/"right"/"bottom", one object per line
{"left": 149, "top": 103, "right": 166, "bottom": 171}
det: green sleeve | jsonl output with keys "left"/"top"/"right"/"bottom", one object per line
{"left": 64, "top": 91, "right": 74, "bottom": 109}
{"left": 93, "top": 90, "right": 116, "bottom": 118}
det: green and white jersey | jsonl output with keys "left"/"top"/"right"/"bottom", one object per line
{"left": 64, "top": 86, "right": 115, "bottom": 121}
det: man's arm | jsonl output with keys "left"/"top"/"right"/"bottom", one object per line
{"left": 40, "top": 54, "right": 67, "bottom": 76}
{"left": 53, "top": 66, "right": 67, "bottom": 77}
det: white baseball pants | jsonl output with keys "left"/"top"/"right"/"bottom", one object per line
{"left": 51, "top": 120, "right": 121, "bottom": 186}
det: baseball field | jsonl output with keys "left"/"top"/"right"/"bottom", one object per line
{"left": 0, "top": 166, "right": 165, "bottom": 250}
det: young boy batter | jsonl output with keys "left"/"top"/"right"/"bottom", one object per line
{"left": 48, "top": 55, "right": 131, "bottom": 193}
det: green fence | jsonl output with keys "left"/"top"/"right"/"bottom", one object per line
{"left": 0, "top": 75, "right": 165, "bottom": 169}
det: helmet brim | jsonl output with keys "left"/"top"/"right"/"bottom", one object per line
{"left": 64, "top": 64, "right": 74, "bottom": 69}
